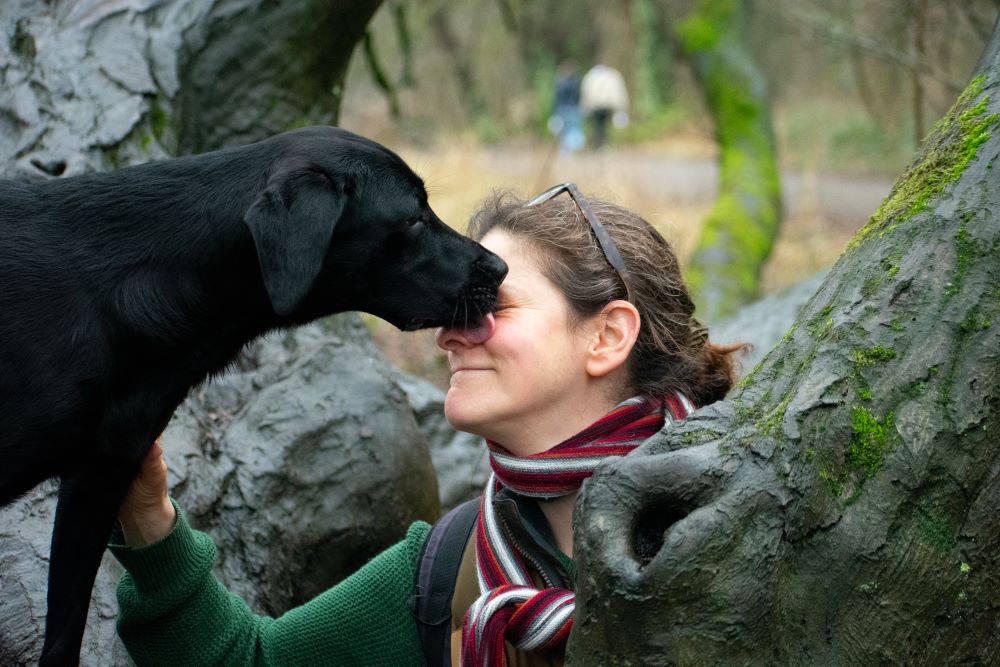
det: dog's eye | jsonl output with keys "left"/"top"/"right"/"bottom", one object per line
{"left": 407, "top": 218, "right": 424, "bottom": 230}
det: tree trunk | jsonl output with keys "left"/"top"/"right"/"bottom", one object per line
{"left": 428, "top": 5, "right": 489, "bottom": 129}
{"left": 631, "top": 0, "right": 674, "bottom": 120}
{"left": 675, "top": 0, "right": 783, "bottom": 324}
{"left": 1, "top": 0, "right": 381, "bottom": 181}
{"left": 912, "top": 0, "right": 929, "bottom": 146}
{"left": 569, "top": 13, "right": 1000, "bottom": 666}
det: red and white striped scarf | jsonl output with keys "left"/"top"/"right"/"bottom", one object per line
{"left": 461, "top": 393, "right": 694, "bottom": 666}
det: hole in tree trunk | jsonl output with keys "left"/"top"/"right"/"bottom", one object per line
{"left": 632, "top": 501, "right": 692, "bottom": 566}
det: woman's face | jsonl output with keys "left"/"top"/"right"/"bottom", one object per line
{"left": 435, "top": 230, "right": 603, "bottom": 453}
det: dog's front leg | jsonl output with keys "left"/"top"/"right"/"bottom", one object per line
{"left": 39, "top": 457, "right": 137, "bottom": 667}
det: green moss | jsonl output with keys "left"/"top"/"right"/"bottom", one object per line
{"left": 861, "top": 276, "right": 882, "bottom": 298}
{"left": 819, "top": 468, "right": 844, "bottom": 498}
{"left": 738, "top": 359, "right": 766, "bottom": 388}
{"left": 948, "top": 224, "right": 977, "bottom": 296}
{"left": 918, "top": 510, "right": 957, "bottom": 550}
{"left": 757, "top": 394, "right": 792, "bottom": 435}
{"left": 675, "top": 0, "right": 738, "bottom": 52}
{"left": 889, "top": 318, "right": 905, "bottom": 332}
{"left": 903, "top": 379, "right": 929, "bottom": 399}
{"left": 852, "top": 346, "right": 897, "bottom": 366}
{"left": 149, "top": 99, "right": 168, "bottom": 141}
{"left": 806, "top": 305, "right": 834, "bottom": 340}
{"left": 848, "top": 74, "right": 999, "bottom": 251}
{"left": 847, "top": 406, "right": 896, "bottom": 477}
{"left": 680, "top": 429, "right": 715, "bottom": 447}
{"left": 860, "top": 256, "right": 901, "bottom": 298}
{"left": 960, "top": 308, "right": 992, "bottom": 333}
{"left": 734, "top": 403, "right": 752, "bottom": 420}
{"left": 686, "top": 186, "right": 777, "bottom": 316}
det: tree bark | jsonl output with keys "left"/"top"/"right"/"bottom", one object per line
{"left": 569, "top": 13, "right": 1000, "bottom": 666}
{"left": 1, "top": 0, "right": 381, "bottom": 181}
{"left": 674, "top": 0, "right": 783, "bottom": 324}
{"left": 428, "top": 5, "right": 489, "bottom": 130}
{"left": 630, "top": 0, "right": 674, "bottom": 120}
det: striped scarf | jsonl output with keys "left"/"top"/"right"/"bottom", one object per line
{"left": 461, "top": 393, "right": 694, "bottom": 666}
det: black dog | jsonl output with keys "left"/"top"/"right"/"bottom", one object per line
{"left": 0, "top": 125, "right": 507, "bottom": 665}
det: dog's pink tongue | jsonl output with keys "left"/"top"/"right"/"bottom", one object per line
{"left": 461, "top": 312, "right": 496, "bottom": 344}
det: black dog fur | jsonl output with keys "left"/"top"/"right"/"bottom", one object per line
{"left": 0, "top": 125, "right": 506, "bottom": 665}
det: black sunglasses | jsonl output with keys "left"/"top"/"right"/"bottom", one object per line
{"left": 526, "top": 182, "right": 633, "bottom": 302}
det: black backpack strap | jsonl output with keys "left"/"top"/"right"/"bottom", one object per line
{"left": 409, "top": 497, "right": 480, "bottom": 667}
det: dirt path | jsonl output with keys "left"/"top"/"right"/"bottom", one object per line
{"left": 481, "top": 143, "right": 894, "bottom": 231}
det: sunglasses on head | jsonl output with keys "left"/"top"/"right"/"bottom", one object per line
{"left": 526, "top": 182, "right": 633, "bottom": 302}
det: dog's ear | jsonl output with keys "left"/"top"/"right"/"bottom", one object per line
{"left": 244, "top": 160, "right": 347, "bottom": 316}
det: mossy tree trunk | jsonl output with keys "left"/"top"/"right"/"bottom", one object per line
{"left": 631, "top": 0, "right": 674, "bottom": 120}
{"left": 675, "top": 0, "right": 783, "bottom": 324}
{"left": 568, "top": 15, "right": 1000, "bottom": 666}
{"left": 1, "top": 0, "right": 381, "bottom": 180}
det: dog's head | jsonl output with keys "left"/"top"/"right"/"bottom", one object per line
{"left": 243, "top": 126, "right": 507, "bottom": 330}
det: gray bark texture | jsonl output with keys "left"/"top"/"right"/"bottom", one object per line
{"left": 1, "top": 0, "right": 380, "bottom": 181}
{"left": 568, "top": 16, "right": 1000, "bottom": 667}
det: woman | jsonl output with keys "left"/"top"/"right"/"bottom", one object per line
{"left": 113, "top": 184, "right": 743, "bottom": 666}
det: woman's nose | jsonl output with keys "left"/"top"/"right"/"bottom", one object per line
{"left": 435, "top": 312, "right": 496, "bottom": 350}
{"left": 435, "top": 325, "right": 471, "bottom": 351}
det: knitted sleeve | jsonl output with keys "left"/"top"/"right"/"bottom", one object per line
{"left": 110, "top": 501, "right": 431, "bottom": 666}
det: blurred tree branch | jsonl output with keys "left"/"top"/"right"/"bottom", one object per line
{"left": 362, "top": 30, "right": 401, "bottom": 119}
{"left": 392, "top": 1, "right": 415, "bottom": 87}
{"left": 782, "top": 2, "right": 966, "bottom": 94}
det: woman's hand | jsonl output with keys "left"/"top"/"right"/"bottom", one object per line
{"left": 118, "top": 437, "right": 176, "bottom": 547}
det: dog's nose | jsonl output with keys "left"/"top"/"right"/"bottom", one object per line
{"left": 479, "top": 252, "right": 508, "bottom": 283}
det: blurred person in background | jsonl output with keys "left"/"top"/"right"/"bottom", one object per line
{"left": 548, "top": 60, "right": 586, "bottom": 154}
{"left": 580, "top": 63, "right": 630, "bottom": 149}
{"left": 112, "top": 185, "right": 743, "bottom": 666}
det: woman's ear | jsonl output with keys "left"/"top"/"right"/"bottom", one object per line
{"left": 586, "top": 300, "right": 641, "bottom": 378}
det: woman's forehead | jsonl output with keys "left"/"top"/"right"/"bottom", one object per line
{"left": 483, "top": 232, "right": 540, "bottom": 275}
{"left": 481, "top": 229, "right": 547, "bottom": 265}
{"left": 483, "top": 231, "right": 560, "bottom": 296}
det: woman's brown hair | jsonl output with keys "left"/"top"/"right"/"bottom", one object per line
{"left": 468, "top": 189, "right": 746, "bottom": 407}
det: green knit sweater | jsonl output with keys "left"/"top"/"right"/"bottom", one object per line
{"left": 110, "top": 502, "right": 431, "bottom": 666}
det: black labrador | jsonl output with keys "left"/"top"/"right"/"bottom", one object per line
{"left": 0, "top": 125, "right": 507, "bottom": 665}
